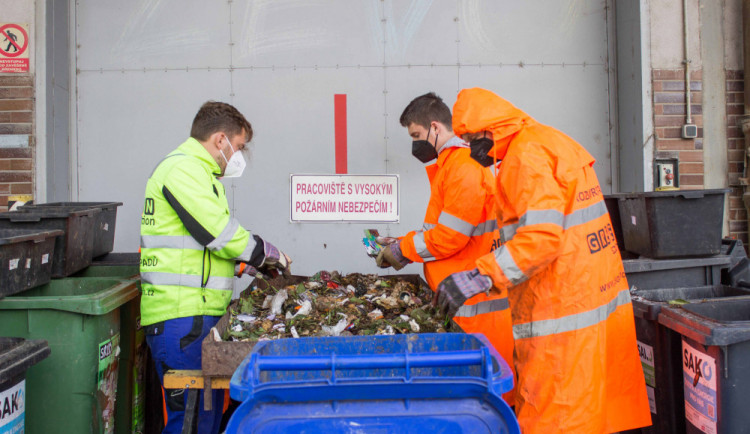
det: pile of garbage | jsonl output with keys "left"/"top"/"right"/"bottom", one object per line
{"left": 225, "top": 271, "right": 449, "bottom": 342}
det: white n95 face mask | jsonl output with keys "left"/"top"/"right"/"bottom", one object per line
{"left": 220, "top": 135, "right": 246, "bottom": 178}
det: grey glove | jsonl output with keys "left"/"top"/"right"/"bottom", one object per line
{"left": 235, "top": 262, "right": 259, "bottom": 277}
{"left": 435, "top": 268, "right": 493, "bottom": 318}
{"left": 259, "top": 240, "right": 292, "bottom": 276}
{"left": 375, "top": 241, "right": 412, "bottom": 270}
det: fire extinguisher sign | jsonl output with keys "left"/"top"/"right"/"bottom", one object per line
{"left": 0, "top": 23, "right": 29, "bottom": 73}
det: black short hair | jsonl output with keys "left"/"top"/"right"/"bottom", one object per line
{"left": 399, "top": 92, "right": 452, "bottom": 129}
{"left": 190, "top": 101, "right": 253, "bottom": 142}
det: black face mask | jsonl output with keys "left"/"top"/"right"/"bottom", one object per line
{"left": 469, "top": 134, "right": 495, "bottom": 167}
{"left": 412, "top": 126, "right": 438, "bottom": 163}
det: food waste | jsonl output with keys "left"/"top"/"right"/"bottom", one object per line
{"left": 225, "top": 271, "right": 450, "bottom": 342}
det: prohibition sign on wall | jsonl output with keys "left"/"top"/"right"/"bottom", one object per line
{"left": 0, "top": 23, "right": 30, "bottom": 73}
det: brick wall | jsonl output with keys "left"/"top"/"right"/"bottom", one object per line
{"left": 652, "top": 68, "right": 748, "bottom": 244}
{"left": 652, "top": 69, "right": 704, "bottom": 188}
{"left": 727, "top": 71, "right": 748, "bottom": 244}
{"left": 0, "top": 74, "right": 33, "bottom": 211}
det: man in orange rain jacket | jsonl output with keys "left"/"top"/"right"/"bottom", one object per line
{"left": 435, "top": 88, "right": 651, "bottom": 433}
{"left": 375, "top": 92, "right": 516, "bottom": 405}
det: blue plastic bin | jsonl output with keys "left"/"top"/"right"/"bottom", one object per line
{"left": 227, "top": 333, "right": 519, "bottom": 433}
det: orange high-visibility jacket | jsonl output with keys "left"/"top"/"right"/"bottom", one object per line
{"left": 399, "top": 137, "right": 516, "bottom": 405}
{"left": 453, "top": 88, "right": 651, "bottom": 433}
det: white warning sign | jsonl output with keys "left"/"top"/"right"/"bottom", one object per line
{"left": 682, "top": 339, "right": 717, "bottom": 434}
{"left": 290, "top": 174, "right": 399, "bottom": 222}
{"left": 0, "top": 23, "right": 29, "bottom": 73}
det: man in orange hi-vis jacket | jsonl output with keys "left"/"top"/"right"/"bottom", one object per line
{"left": 435, "top": 88, "right": 651, "bottom": 433}
{"left": 374, "top": 92, "right": 516, "bottom": 405}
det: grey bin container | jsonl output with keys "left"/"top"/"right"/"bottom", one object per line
{"left": 623, "top": 256, "right": 731, "bottom": 290}
{"left": 658, "top": 296, "right": 750, "bottom": 433}
{"left": 617, "top": 189, "right": 729, "bottom": 258}
{"left": 0, "top": 208, "right": 99, "bottom": 277}
{"left": 0, "top": 229, "right": 63, "bottom": 298}
{"left": 19, "top": 202, "right": 122, "bottom": 258}
{"left": 631, "top": 285, "right": 750, "bottom": 434}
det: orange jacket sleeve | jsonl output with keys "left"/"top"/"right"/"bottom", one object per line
{"left": 401, "top": 156, "right": 489, "bottom": 263}
{"left": 476, "top": 149, "right": 566, "bottom": 289}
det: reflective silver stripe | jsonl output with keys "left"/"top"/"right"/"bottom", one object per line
{"left": 412, "top": 232, "right": 434, "bottom": 260}
{"left": 207, "top": 217, "right": 240, "bottom": 251}
{"left": 471, "top": 219, "right": 498, "bottom": 236}
{"left": 237, "top": 235, "right": 258, "bottom": 262}
{"left": 500, "top": 223, "right": 517, "bottom": 243}
{"left": 140, "top": 235, "right": 203, "bottom": 251}
{"left": 455, "top": 298, "right": 509, "bottom": 318}
{"left": 512, "top": 288, "right": 632, "bottom": 340}
{"left": 495, "top": 246, "right": 527, "bottom": 285}
{"left": 499, "top": 202, "right": 605, "bottom": 242}
{"left": 424, "top": 220, "right": 496, "bottom": 237}
{"left": 141, "top": 272, "right": 234, "bottom": 291}
{"left": 563, "top": 201, "right": 608, "bottom": 229}
{"left": 500, "top": 209, "right": 564, "bottom": 242}
{"left": 523, "top": 209, "right": 564, "bottom": 228}
{"left": 438, "top": 212, "right": 475, "bottom": 237}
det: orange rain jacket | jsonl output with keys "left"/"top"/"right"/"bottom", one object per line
{"left": 399, "top": 137, "right": 516, "bottom": 405}
{"left": 453, "top": 88, "right": 651, "bottom": 433}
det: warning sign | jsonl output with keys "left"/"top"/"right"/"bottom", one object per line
{"left": 290, "top": 174, "right": 399, "bottom": 222}
{"left": 682, "top": 339, "right": 717, "bottom": 434}
{"left": 0, "top": 23, "right": 29, "bottom": 73}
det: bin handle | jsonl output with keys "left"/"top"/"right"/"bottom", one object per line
{"left": 254, "top": 350, "right": 486, "bottom": 372}
{"left": 678, "top": 190, "right": 705, "bottom": 199}
{"left": 8, "top": 214, "right": 42, "bottom": 222}
{"left": 243, "top": 347, "right": 502, "bottom": 394}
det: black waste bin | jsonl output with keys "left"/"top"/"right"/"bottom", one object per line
{"left": 0, "top": 337, "right": 51, "bottom": 432}
{"left": 623, "top": 256, "right": 731, "bottom": 290}
{"left": 631, "top": 286, "right": 750, "bottom": 434}
{"left": 0, "top": 228, "right": 62, "bottom": 298}
{"left": 20, "top": 202, "right": 122, "bottom": 258}
{"left": 617, "top": 189, "right": 729, "bottom": 258}
{"left": 659, "top": 296, "right": 750, "bottom": 433}
{"left": 0, "top": 208, "right": 98, "bottom": 277}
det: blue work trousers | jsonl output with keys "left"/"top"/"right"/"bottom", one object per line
{"left": 146, "top": 315, "right": 224, "bottom": 434}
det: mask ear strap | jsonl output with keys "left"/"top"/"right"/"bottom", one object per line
{"left": 491, "top": 132, "right": 498, "bottom": 176}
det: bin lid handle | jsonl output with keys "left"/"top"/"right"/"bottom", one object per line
{"left": 8, "top": 214, "right": 42, "bottom": 222}
{"left": 678, "top": 190, "right": 706, "bottom": 199}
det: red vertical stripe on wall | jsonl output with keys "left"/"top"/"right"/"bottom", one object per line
{"left": 334, "top": 94, "right": 347, "bottom": 174}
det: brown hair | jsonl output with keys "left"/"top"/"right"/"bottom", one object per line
{"left": 399, "top": 92, "right": 452, "bottom": 129}
{"left": 190, "top": 101, "right": 253, "bottom": 142}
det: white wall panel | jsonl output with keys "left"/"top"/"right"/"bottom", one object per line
{"left": 76, "top": 0, "right": 232, "bottom": 70}
{"left": 75, "top": 70, "right": 231, "bottom": 256}
{"left": 73, "top": 0, "right": 615, "bottom": 276}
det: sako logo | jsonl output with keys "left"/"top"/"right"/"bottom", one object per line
{"left": 684, "top": 348, "right": 713, "bottom": 387}
{"left": 0, "top": 383, "right": 24, "bottom": 424}
{"left": 143, "top": 198, "right": 155, "bottom": 215}
{"left": 99, "top": 341, "right": 113, "bottom": 361}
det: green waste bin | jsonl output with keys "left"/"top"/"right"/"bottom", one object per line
{"left": 75, "top": 257, "right": 146, "bottom": 434}
{"left": 0, "top": 277, "right": 139, "bottom": 433}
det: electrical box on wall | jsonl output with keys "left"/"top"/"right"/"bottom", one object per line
{"left": 682, "top": 124, "right": 698, "bottom": 139}
{"left": 655, "top": 159, "right": 679, "bottom": 189}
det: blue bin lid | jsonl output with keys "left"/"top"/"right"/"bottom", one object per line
{"left": 227, "top": 333, "right": 519, "bottom": 433}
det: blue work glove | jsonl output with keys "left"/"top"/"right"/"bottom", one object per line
{"left": 435, "top": 268, "right": 493, "bottom": 318}
{"left": 375, "top": 240, "right": 412, "bottom": 270}
{"left": 259, "top": 240, "right": 292, "bottom": 276}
